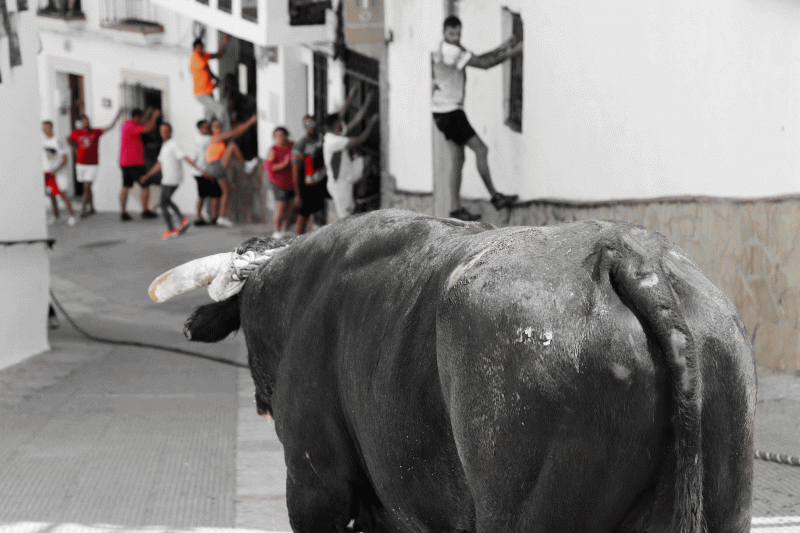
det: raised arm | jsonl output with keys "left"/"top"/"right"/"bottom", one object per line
{"left": 208, "top": 34, "right": 230, "bottom": 60}
{"left": 100, "top": 109, "right": 124, "bottom": 134}
{"left": 216, "top": 115, "right": 257, "bottom": 143}
{"left": 466, "top": 35, "right": 523, "bottom": 70}
{"left": 141, "top": 108, "right": 161, "bottom": 133}
{"left": 344, "top": 91, "right": 375, "bottom": 133}
{"left": 338, "top": 85, "right": 359, "bottom": 122}
{"left": 345, "top": 114, "right": 379, "bottom": 150}
{"left": 183, "top": 156, "right": 214, "bottom": 179}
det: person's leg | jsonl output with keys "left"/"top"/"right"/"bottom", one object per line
{"left": 210, "top": 197, "right": 220, "bottom": 219}
{"left": 464, "top": 134, "right": 518, "bottom": 210}
{"left": 81, "top": 182, "right": 90, "bottom": 211}
{"left": 296, "top": 214, "right": 309, "bottom": 235}
{"left": 120, "top": 187, "right": 129, "bottom": 214}
{"left": 50, "top": 193, "right": 60, "bottom": 218}
{"left": 464, "top": 135, "right": 497, "bottom": 197}
{"left": 274, "top": 201, "right": 288, "bottom": 233}
{"left": 446, "top": 140, "right": 466, "bottom": 213}
{"left": 141, "top": 185, "right": 150, "bottom": 214}
{"left": 218, "top": 177, "right": 230, "bottom": 218}
{"left": 196, "top": 196, "right": 204, "bottom": 221}
{"left": 160, "top": 185, "right": 176, "bottom": 230}
{"left": 58, "top": 191, "right": 76, "bottom": 217}
{"left": 221, "top": 142, "right": 245, "bottom": 170}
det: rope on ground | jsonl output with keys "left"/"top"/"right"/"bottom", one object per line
{"left": 754, "top": 449, "right": 800, "bottom": 467}
{"left": 48, "top": 289, "right": 249, "bottom": 370}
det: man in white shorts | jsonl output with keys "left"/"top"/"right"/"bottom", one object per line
{"left": 68, "top": 110, "right": 123, "bottom": 217}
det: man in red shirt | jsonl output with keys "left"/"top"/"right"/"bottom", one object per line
{"left": 68, "top": 110, "right": 123, "bottom": 217}
{"left": 191, "top": 34, "right": 230, "bottom": 131}
{"left": 119, "top": 107, "right": 160, "bottom": 221}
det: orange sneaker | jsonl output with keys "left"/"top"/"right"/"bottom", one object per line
{"left": 161, "top": 229, "right": 178, "bottom": 240}
{"left": 177, "top": 218, "right": 190, "bottom": 234}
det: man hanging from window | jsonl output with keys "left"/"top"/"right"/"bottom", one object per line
{"left": 191, "top": 33, "right": 231, "bottom": 132}
{"left": 432, "top": 15, "right": 523, "bottom": 221}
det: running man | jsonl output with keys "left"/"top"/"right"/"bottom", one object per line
{"left": 432, "top": 15, "right": 522, "bottom": 221}
{"left": 67, "top": 109, "right": 123, "bottom": 217}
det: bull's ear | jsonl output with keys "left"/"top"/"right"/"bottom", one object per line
{"left": 184, "top": 296, "right": 241, "bottom": 342}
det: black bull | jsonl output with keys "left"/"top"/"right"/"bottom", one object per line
{"left": 166, "top": 210, "right": 756, "bottom": 532}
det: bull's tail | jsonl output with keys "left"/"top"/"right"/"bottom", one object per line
{"left": 595, "top": 232, "right": 704, "bottom": 533}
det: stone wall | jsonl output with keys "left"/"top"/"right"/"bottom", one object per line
{"left": 386, "top": 181, "right": 800, "bottom": 372}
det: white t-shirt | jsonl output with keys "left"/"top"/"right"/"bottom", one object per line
{"left": 42, "top": 135, "right": 67, "bottom": 175}
{"left": 193, "top": 133, "right": 211, "bottom": 173}
{"left": 322, "top": 132, "right": 356, "bottom": 184}
{"left": 431, "top": 41, "right": 473, "bottom": 113}
{"left": 157, "top": 138, "right": 186, "bottom": 187}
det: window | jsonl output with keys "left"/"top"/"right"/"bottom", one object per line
{"left": 505, "top": 10, "right": 523, "bottom": 133}
{"left": 37, "top": 0, "right": 83, "bottom": 18}
{"left": 218, "top": 0, "right": 231, "bottom": 14}
{"left": 289, "top": 0, "right": 331, "bottom": 26}
{"left": 242, "top": 0, "right": 257, "bottom": 22}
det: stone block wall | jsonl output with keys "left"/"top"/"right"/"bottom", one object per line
{"left": 386, "top": 181, "right": 800, "bottom": 372}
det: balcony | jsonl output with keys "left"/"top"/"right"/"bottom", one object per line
{"left": 149, "top": 0, "right": 333, "bottom": 46}
{"left": 100, "top": 0, "right": 164, "bottom": 36}
{"left": 36, "top": 0, "right": 86, "bottom": 31}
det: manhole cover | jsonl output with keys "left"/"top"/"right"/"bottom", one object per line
{"left": 79, "top": 239, "right": 126, "bottom": 249}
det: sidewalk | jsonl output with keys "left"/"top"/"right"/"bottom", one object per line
{"left": 0, "top": 212, "right": 798, "bottom": 532}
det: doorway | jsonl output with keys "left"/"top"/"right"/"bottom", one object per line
{"left": 343, "top": 50, "right": 380, "bottom": 212}
{"left": 218, "top": 32, "right": 258, "bottom": 160}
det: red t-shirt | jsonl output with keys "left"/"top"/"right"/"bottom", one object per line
{"left": 68, "top": 128, "right": 103, "bottom": 165}
{"left": 265, "top": 142, "right": 294, "bottom": 190}
{"left": 119, "top": 119, "right": 145, "bottom": 167}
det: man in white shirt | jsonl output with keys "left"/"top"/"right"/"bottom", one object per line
{"left": 140, "top": 122, "right": 212, "bottom": 239}
{"left": 323, "top": 91, "right": 378, "bottom": 219}
{"left": 42, "top": 120, "right": 77, "bottom": 226}
{"left": 191, "top": 120, "right": 221, "bottom": 225}
{"left": 432, "top": 15, "right": 523, "bottom": 221}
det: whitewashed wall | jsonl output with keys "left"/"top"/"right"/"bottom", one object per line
{"left": 37, "top": 8, "right": 218, "bottom": 215}
{"left": 386, "top": 0, "right": 800, "bottom": 202}
{"left": 1, "top": 9, "right": 50, "bottom": 370}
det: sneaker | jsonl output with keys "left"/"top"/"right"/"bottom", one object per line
{"left": 80, "top": 206, "right": 96, "bottom": 219}
{"left": 67, "top": 216, "right": 77, "bottom": 227}
{"left": 244, "top": 158, "right": 260, "bottom": 174}
{"left": 216, "top": 216, "right": 234, "bottom": 227}
{"left": 271, "top": 231, "right": 283, "bottom": 239}
{"left": 490, "top": 192, "right": 518, "bottom": 210}
{"left": 121, "top": 212, "right": 132, "bottom": 222}
{"left": 161, "top": 229, "right": 178, "bottom": 240}
{"left": 142, "top": 210, "right": 158, "bottom": 219}
{"left": 449, "top": 207, "right": 481, "bottom": 221}
{"left": 194, "top": 218, "right": 208, "bottom": 227}
{"left": 177, "top": 218, "right": 190, "bottom": 234}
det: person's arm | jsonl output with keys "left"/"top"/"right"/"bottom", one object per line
{"left": 67, "top": 134, "right": 79, "bottom": 153}
{"left": 267, "top": 148, "right": 293, "bottom": 172}
{"left": 291, "top": 155, "right": 303, "bottom": 207}
{"left": 100, "top": 109, "right": 124, "bottom": 134}
{"left": 466, "top": 36, "right": 522, "bottom": 70}
{"left": 338, "top": 85, "right": 358, "bottom": 122}
{"left": 345, "top": 114, "right": 379, "bottom": 150}
{"left": 139, "top": 161, "right": 161, "bottom": 184}
{"left": 344, "top": 91, "right": 375, "bottom": 133}
{"left": 54, "top": 153, "right": 68, "bottom": 174}
{"left": 183, "top": 156, "right": 215, "bottom": 179}
{"left": 208, "top": 34, "right": 229, "bottom": 59}
{"left": 141, "top": 108, "right": 161, "bottom": 133}
{"left": 216, "top": 114, "right": 257, "bottom": 143}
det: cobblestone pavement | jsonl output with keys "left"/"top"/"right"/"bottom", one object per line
{"left": 0, "top": 213, "right": 797, "bottom": 532}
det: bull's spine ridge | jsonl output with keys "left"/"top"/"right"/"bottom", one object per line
{"left": 602, "top": 238, "right": 704, "bottom": 533}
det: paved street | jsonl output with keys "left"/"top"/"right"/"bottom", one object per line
{"left": 0, "top": 212, "right": 798, "bottom": 532}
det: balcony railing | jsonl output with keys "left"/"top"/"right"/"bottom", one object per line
{"left": 37, "top": 0, "right": 84, "bottom": 19}
{"left": 100, "top": 0, "right": 163, "bottom": 33}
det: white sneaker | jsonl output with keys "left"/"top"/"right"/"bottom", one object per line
{"left": 216, "top": 216, "right": 234, "bottom": 227}
{"left": 244, "top": 158, "right": 260, "bottom": 174}
{"left": 271, "top": 231, "right": 283, "bottom": 239}
{"left": 67, "top": 216, "right": 77, "bottom": 227}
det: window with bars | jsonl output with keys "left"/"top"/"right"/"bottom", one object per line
{"left": 289, "top": 0, "right": 331, "bottom": 26}
{"left": 101, "top": 0, "right": 162, "bottom": 32}
{"left": 37, "top": 0, "right": 83, "bottom": 17}
{"left": 506, "top": 11, "right": 523, "bottom": 133}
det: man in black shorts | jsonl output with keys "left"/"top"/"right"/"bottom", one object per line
{"left": 291, "top": 115, "right": 329, "bottom": 235}
{"left": 119, "top": 108, "right": 160, "bottom": 220}
{"left": 191, "top": 120, "right": 221, "bottom": 225}
{"left": 432, "top": 15, "right": 523, "bottom": 221}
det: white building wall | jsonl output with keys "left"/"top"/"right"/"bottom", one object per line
{"left": 1, "top": 8, "right": 51, "bottom": 370}
{"left": 37, "top": 8, "right": 221, "bottom": 215}
{"left": 387, "top": 0, "right": 800, "bottom": 201}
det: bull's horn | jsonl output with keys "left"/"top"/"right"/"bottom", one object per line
{"left": 148, "top": 252, "right": 232, "bottom": 302}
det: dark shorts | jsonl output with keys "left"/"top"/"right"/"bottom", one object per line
{"left": 121, "top": 165, "right": 148, "bottom": 188}
{"left": 270, "top": 180, "right": 295, "bottom": 203}
{"left": 195, "top": 175, "right": 222, "bottom": 198}
{"left": 298, "top": 180, "right": 328, "bottom": 217}
{"left": 433, "top": 109, "right": 477, "bottom": 146}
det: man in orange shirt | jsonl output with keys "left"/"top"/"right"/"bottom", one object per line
{"left": 191, "top": 34, "right": 230, "bottom": 131}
